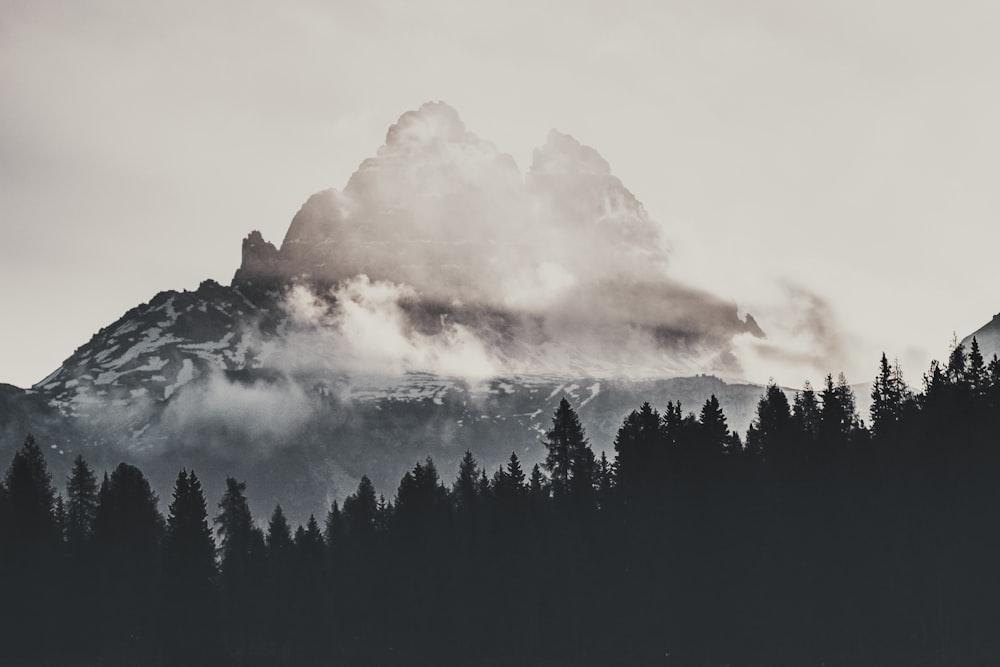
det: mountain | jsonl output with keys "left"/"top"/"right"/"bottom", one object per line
{"left": 1, "top": 102, "right": 773, "bottom": 522}
{"left": 962, "top": 312, "right": 1000, "bottom": 360}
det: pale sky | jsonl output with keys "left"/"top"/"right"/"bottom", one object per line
{"left": 2, "top": 0, "right": 999, "bottom": 389}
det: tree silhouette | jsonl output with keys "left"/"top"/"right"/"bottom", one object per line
{"left": 614, "top": 402, "right": 664, "bottom": 493}
{"left": 746, "top": 381, "right": 793, "bottom": 466}
{"left": 0, "top": 435, "right": 60, "bottom": 659}
{"left": 543, "top": 398, "right": 593, "bottom": 503}
{"left": 65, "top": 454, "right": 98, "bottom": 548}
{"left": 215, "top": 477, "right": 264, "bottom": 661}
{"left": 1, "top": 434, "right": 57, "bottom": 541}
{"left": 343, "top": 475, "right": 378, "bottom": 544}
{"left": 161, "top": 469, "right": 218, "bottom": 660}
{"left": 452, "top": 450, "right": 481, "bottom": 517}
{"left": 94, "top": 462, "right": 163, "bottom": 659}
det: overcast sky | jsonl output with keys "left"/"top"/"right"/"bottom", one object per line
{"left": 2, "top": 0, "right": 999, "bottom": 389}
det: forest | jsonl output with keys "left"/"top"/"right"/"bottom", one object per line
{"left": 3, "top": 340, "right": 1000, "bottom": 666}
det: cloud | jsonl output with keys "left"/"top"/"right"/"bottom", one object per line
{"left": 265, "top": 277, "right": 502, "bottom": 379}
{"left": 159, "top": 371, "right": 319, "bottom": 456}
{"left": 726, "top": 280, "right": 855, "bottom": 385}
{"left": 240, "top": 103, "right": 764, "bottom": 379}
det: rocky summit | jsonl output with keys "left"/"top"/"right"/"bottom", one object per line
{"left": 3, "top": 102, "right": 776, "bottom": 522}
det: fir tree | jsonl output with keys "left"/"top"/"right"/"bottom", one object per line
{"left": 543, "top": 398, "right": 591, "bottom": 500}
{"left": 746, "top": 381, "right": 793, "bottom": 466}
{"left": 614, "top": 402, "right": 664, "bottom": 492}
{"left": 452, "top": 450, "right": 481, "bottom": 514}
{"left": 161, "top": 469, "right": 218, "bottom": 659}
{"left": 967, "top": 337, "right": 987, "bottom": 396}
{"left": 506, "top": 452, "right": 526, "bottom": 494}
{"left": 698, "top": 394, "right": 730, "bottom": 461}
{"left": 343, "top": 475, "right": 378, "bottom": 541}
{"left": 65, "top": 454, "right": 98, "bottom": 547}
{"left": 2, "top": 434, "right": 57, "bottom": 541}
{"left": 793, "top": 381, "right": 821, "bottom": 443}
{"left": 94, "top": 462, "right": 163, "bottom": 657}
{"left": 266, "top": 504, "right": 293, "bottom": 552}
{"left": 528, "top": 464, "right": 548, "bottom": 508}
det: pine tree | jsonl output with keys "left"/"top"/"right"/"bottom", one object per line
{"left": 967, "top": 337, "right": 987, "bottom": 396}
{"left": 596, "top": 451, "right": 614, "bottom": 507}
{"left": 528, "top": 464, "right": 548, "bottom": 509}
{"left": 214, "top": 477, "right": 260, "bottom": 659}
{"left": 0, "top": 437, "right": 60, "bottom": 660}
{"left": 945, "top": 337, "right": 968, "bottom": 386}
{"left": 2, "top": 434, "right": 57, "bottom": 541}
{"left": 614, "top": 402, "right": 664, "bottom": 492}
{"left": 819, "top": 373, "right": 860, "bottom": 451}
{"left": 292, "top": 515, "right": 326, "bottom": 661}
{"left": 452, "top": 451, "right": 480, "bottom": 515}
{"left": 65, "top": 454, "right": 98, "bottom": 548}
{"left": 746, "top": 381, "right": 793, "bottom": 466}
{"left": 161, "top": 469, "right": 218, "bottom": 658}
{"left": 297, "top": 514, "right": 325, "bottom": 561}
{"left": 870, "top": 354, "right": 909, "bottom": 440}
{"left": 793, "top": 381, "right": 821, "bottom": 443}
{"left": 375, "top": 494, "right": 392, "bottom": 534}
{"left": 477, "top": 469, "right": 491, "bottom": 498}
{"left": 543, "top": 398, "right": 592, "bottom": 501}
{"left": 267, "top": 504, "right": 293, "bottom": 552}
{"left": 698, "top": 394, "right": 729, "bottom": 460}
{"left": 53, "top": 495, "right": 66, "bottom": 542}
{"left": 94, "top": 462, "right": 163, "bottom": 657}
{"left": 324, "top": 500, "right": 343, "bottom": 549}
{"left": 506, "top": 452, "right": 526, "bottom": 494}
{"left": 264, "top": 503, "right": 295, "bottom": 657}
{"left": 343, "top": 475, "right": 378, "bottom": 541}
{"left": 492, "top": 465, "right": 510, "bottom": 502}
{"left": 395, "top": 458, "right": 449, "bottom": 534}
{"left": 216, "top": 478, "right": 254, "bottom": 569}
{"left": 988, "top": 354, "right": 1000, "bottom": 407}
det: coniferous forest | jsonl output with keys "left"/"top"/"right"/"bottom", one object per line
{"left": 4, "top": 341, "right": 1000, "bottom": 666}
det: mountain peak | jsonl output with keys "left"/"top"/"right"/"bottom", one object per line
{"left": 531, "top": 130, "right": 612, "bottom": 176}
{"left": 383, "top": 101, "right": 469, "bottom": 151}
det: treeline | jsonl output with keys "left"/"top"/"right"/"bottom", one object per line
{"left": 3, "top": 341, "right": 1000, "bottom": 666}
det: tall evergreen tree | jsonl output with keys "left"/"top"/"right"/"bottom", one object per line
{"left": 543, "top": 398, "right": 592, "bottom": 501}
{"left": 214, "top": 477, "right": 263, "bottom": 660}
{"left": 343, "top": 475, "right": 378, "bottom": 541}
{"left": 614, "top": 402, "right": 664, "bottom": 492}
{"left": 161, "top": 469, "right": 218, "bottom": 659}
{"left": 65, "top": 454, "right": 98, "bottom": 548}
{"left": 1, "top": 434, "right": 57, "bottom": 541}
{"left": 792, "top": 381, "right": 821, "bottom": 443}
{"left": 324, "top": 500, "right": 344, "bottom": 550}
{"left": 505, "top": 452, "right": 526, "bottom": 496}
{"left": 945, "top": 338, "right": 968, "bottom": 386}
{"left": 395, "top": 458, "right": 450, "bottom": 534}
{"left": 819, "top": 373, "right": 860, "bottom": 451}
{"left": 870, "top": 354, "right": 910, "bottom": 440}
{"left": 452, "top": 450, "right": 481, "bottom": 515}
{"left": 698, "top": 394, "right": 730, "bottom": 462}
{"left": 94, "top": 462, "right": 163, "bottom": 658}
{"left": 528, "top": 464, "right": 548, "bottom": 509}
{"left": 967, "top": 337, "right": 987, "bottom": 396}
{"left": 0, "top": 437, "right": 60, "bottom": 660}
{"left": 746, "top": 381, "right": 793, "bottom": 466}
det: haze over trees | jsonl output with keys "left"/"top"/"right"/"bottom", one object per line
{"left": 2, "top": 342, "right": 1000, "bottom": 666}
